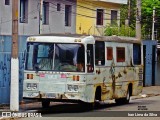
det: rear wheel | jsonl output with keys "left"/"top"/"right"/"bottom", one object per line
{"left": 115, "top": 88, "right": 131, "bottom": 105}
{"left": 42, "top": 100, "right": 50, "bottom": 108}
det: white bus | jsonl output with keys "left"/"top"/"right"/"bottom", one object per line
{"left": 23, "top": 34, "right": 143, "bottom": 108}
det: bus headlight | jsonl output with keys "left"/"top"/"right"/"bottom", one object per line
{"left": 73, "top": 85, "right": 78, "bottom": 91}
{"left": 67, "top": 85, "right": 79, "bottom": 92}
{"left": 32, "top": 83, "right": 38, "bottom": 90}
{"left": 68, "top": 85, "right": 72, "bottom": 91}
{"left": 26, "top": 83, "right": 38, "bottom": 90}
{"left": 26, "top": 83, "right": 31, "bottom": 90}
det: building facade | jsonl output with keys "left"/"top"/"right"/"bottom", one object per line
{"left": 0, "top": 0, "right": 76, "bottom": 35}
{"left": 0, "top": 0, "right": 127, "bottom": 104}
{"left": 76, "top": 0, "right": 127, "bottom": 36}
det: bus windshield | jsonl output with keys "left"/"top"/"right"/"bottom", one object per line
{"left": 25, "top": 43, "right": 85, "bottom": 72}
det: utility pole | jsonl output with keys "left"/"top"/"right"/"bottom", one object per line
{"left": 136, "top": 0, "right": 141, "bottom": 40}
{"left": 10, "top": 0, "right": 19, "bottom": 111}
{"left": 152, "top": 7, "right": 155, "bottom": 40}
{"left": 39, "top": 0, "right": 43, "bottom": 34}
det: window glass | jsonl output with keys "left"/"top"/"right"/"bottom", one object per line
{"left": 5, "top": 0, "right": 10, "bottom": 5}
{"left": 43, "top": 2, "right": 49, "bottom": 25}
{"left": 65, "top": 5, "right": 72, "bottom": 26}
{"left": 107, "top": 47, "right": 113, "bottom": 60}
{"left": 20, "top": 0, "right": 28, "bottom": 23}
{"left": 95, "top": 41, "right": 105, "bottom": 65}
{"left": 111, "top": 10, "right": 118, "bottom": 26}
{"left": 26, "top": 43, "right": 85, "bottom": 72}
{"left": 57, "top": 3, "right": 61, "bottom": 11}
{"left": 96, "top": 9, "right": 104, "bottom": 25}
{"left": 117, "top": 47, "right": 125, "bottom": 62}
{"left": 133, "top": 44, "right": 141, "bottom": 65}
{"left": 87, "top": 44, "right": 94, "bottom": 72}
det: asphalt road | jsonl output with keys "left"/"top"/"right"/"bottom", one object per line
{"left": 15, "top": 95, "right": 160, "bottom": 120}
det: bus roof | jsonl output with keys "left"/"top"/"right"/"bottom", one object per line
{"left": 95, "top": 36, "right": 141, "bottom": 44}
{"left": 27, "top": 33, "right": 141, "bottom": 44}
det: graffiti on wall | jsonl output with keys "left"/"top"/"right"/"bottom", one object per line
{"left": 0, "top": 35, "right": 27, "bottom": 104}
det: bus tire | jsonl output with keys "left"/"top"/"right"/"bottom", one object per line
{"left": 42, "top": 100, "right": 50, "bottom": 108}
{"left": 115, "top": 88, "right": 131, "bottom": 105}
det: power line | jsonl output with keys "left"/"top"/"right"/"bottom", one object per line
{"left": 48, "top": 2, "right": 125, "bottom": 21}
{"left": 49, "top": 1, "right": 121, "bottom": 18}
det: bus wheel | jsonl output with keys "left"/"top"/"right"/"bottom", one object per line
{"left": 42, "top": 100, "right": 50, "bottom": 108}
{"left": 115, "top": 88, "right": 131, "bottom": 105}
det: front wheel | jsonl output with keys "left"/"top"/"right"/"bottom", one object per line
{"left": 115, "top": 88, "right": 131, "bottom": 105}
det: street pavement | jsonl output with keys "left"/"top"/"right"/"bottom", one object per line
{"left": 0, "top": 86, "right": 160, "bottom": 119}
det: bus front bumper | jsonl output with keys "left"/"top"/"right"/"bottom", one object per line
{"left": 23, "top": 91, "right": 81, "bottom": 100}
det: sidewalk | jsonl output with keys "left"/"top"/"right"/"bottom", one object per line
{"left": 0, "top": 86, "right": 160, "bottom": 112}
{"left": 132, "top": 86, "right": 160, "bottom": 99}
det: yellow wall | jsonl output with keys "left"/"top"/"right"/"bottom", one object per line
{"left": 76, "top": 0, "right": 121, "bottom": 36}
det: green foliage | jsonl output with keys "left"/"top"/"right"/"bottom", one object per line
{"left": 141, "top": 0, "right": 160, "bottom": 39}
{"left": 104, "top": 25, "right": 135, "bottom": 37}
{"left": 104, "top": 0, "right": 160, "bottom": 39}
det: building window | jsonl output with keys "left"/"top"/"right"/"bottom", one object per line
{"left": 57, "top": 3, "right": 61, "bottom": 11}
{"left": 5, "top": 0, "right": 10, "bottom": 5}
{"left": 107, "top": 47, "right": 113, "bottom": 60}
{"left": 96, "top": 9, "right": 104, "bottom": 25}
{"left": 95, "top": 41, "right": 105, "bottom": 65}
{"left": 65, "top": 5, "right": 72, "bottom": 26}
{"left": 116, "top": 47, "right": 125, "bottom": 62}
{"left": 111, "top": 10, "right": 118, "bottom": 26}
{"left": 20, "top": 0, "right": 28, "bottom": 23}
{"left": 133, "top": 44, "right": 141, "bottom": 65}
{"left": 43, "top": 2, "right": 49, "bottom": 25}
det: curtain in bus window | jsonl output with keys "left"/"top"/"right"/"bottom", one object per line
{"left": 54, "top": 44, "right": 84, "bottom": 72}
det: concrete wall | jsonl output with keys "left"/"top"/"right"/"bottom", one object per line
{"left": 0, "top": 35, "right": 27, "bottom": 104}
{"left": 0, "top": 0, "right": 76, "bottom": 35}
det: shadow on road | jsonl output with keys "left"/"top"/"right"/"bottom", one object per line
{"left": 21, "top": 98, "right": 158, "bottom": 116}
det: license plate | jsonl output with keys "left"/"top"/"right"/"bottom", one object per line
{"left": 46, "top": 93, "right": 56, "bottom": 98}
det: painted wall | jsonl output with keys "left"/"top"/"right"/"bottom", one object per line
{"left": 143, "top": 40, "right": 157, "bottom": 86}
{"left": 76, "top": 0, "right": 121, "bottom": 36}
{"left": 0, "top": 35, "right": 27, "bottom": 104}
{"left": 0, "top": 0, "right": 76, "bottom": 36}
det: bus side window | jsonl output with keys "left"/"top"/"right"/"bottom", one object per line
{"left": 77, "top": 45, "right": 85, "bottom": 72}
{"left": 95, "top": 41, "right": 105, "bottom": 65}
{"left": 87, "top": 44, "right": 94, "bottom": 72}
{"left": 133, "top": 44, "right": 141, "bottom": 65}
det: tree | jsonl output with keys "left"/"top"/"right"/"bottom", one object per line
{"left": 141, "top": 0, "right": 160, "bottom": 39}
{"left": 104, "top": 0, "right": 160, "bottom": 40}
